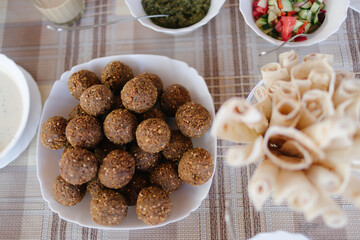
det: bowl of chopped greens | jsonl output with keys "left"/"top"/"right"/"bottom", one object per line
{"left": 240, "top": 0, "right": 349, "bottom": 46}
{"left": 125, "top": 0, "right": 226, "bottom": 36}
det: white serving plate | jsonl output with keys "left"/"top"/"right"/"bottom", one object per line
{"left": 240, "top": 0, "right": 350, "bottom": 46}
{"left": 0, "top": 54, "right": 30, "bottom": 160}
{"left": 36, "top": 54, "right": 217, "bottom": 230}
{"left": 125, "top": 0, "right": 226, "bottom": 36}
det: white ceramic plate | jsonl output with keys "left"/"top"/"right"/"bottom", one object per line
{"left": 0, "top": 66, "right": 42, "bottom": 168}
{"left": 125, "top": 0, "right": 226, "bottom": 36}
{"left": 36, "top": 54, "right": 217, "bottom": 230}
{"left": 240, "top": 0, "right": 350, "bottom": 46}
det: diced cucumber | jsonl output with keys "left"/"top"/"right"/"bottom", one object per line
{"left": 308, "top": 23, "right": 320, "bottom": 33}
{"left": 299, "top": 9, "right": 310, "bottom": 19}
{"left": 262, "top": 23, "right": 272, "bottom": 30}
{"left": 304, "top": 22, "right": 311, "bottom": 33}
{"left": 306, "top": 10, "right": 312, "bottom": 22}
{"left": 256, "top": 18, "right": 268, "bottom": 28}
{"left": 268, "top": 10, "right": 278, "bottom": 24}
{"left": 300, "top": 1, "right": 312, "bottom": 9}
{"left": 263, "top": 27, "right": 274, "bottom": 34}
{"left": 293, "top": 20, "right": 304, "bottom": 32}
{"left": 281, "top": 0, "right": 293, "bottom": 11}
{"left": 312, "top": 8, "right": 320, "bottom": 24}
{"left": 293, "top": 7, "right": 301, "bottom": 12}
{"left": 295, "top": 0, "right": 306, "bottom": 2}
{"left": 268, "top": 0, "right": 277, "bottom": 6}
{"left": 310, "top": 0, "right": 323, "bottom": 13}
{"left": 320, "top": 2, "right": 325, "bottom": 9}
{"left": 258, "top": 0, "right": 268, "bottom": 9}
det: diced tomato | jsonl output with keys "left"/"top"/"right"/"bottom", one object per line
{"left": 275, "top": 20, "right": 283, "bottom": 33}
{"left": 252, "top": 1, "right": 268, "bottom": 20}
{"left": 279, "top": 16, "right": 297, "bottom": 41}
{"left": 294, "top": 36, "right": 308, "bottom": 42}
{"left": 287, "top": 11, "right": 297, "bottom": 16}
{"left": 277, "top": 0, "right": 283, "bottom": 9}
{"left": 296, "top": 21, "right": 308, "bottom": 35}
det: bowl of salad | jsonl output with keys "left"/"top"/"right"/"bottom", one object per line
{"left": 240, "top": 0, "right": 349, "bottom": 46}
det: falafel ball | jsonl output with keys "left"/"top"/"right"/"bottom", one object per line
{"left": 140, "top": 107, "right": 166, "bottom": 122}
{"left": 90, "top": 189, "right": 128, "bottom": 226}
{"left": 129, "top": 142, "right": 160, "bottom": 171}
{"left": 87, "top": 177, "right": 106, "bottom": 198}
{"left": 40, "top": 116, "right": 68, "bottom": 150}
{"left": 94, "top": 138, "right": 125, "bottom": 165}
{"left": 121, "top": 172, "right": 149, "bottom": 206}
{"left": 136, "top": 118, "right": 171, "bottom": 153}
{"left": 175, "top": 101, "right": 212, "bottom": 138}
{"left": 150, "top": 162, "right": 183, "bottom": 193}
{"left": 103, "top": 108, "right": 138, "bottom": 145}
{"left": 66, "top": 115, "right": 103, "bottom": 149}
{"left": 59, "top": 147, "right": 98, "bottom": 185}
{"left": 79, "top": 84, "right": 114, "bottom": 116}
{"left": 68, "top": 104, "right": 88, "bottom": 120}
{"left": 101, "top": 61, "right": 134, "bottom": 93}
{"left": 162, "top": 130, "right": 193, "bottom": 162}
{"left": 178, "top": 148, "right": 214, "bottom": 186}
{"left": 52, "top": 175, "right": 86, "bottom": 207}
{"left": 160, "top": 84, "right": 191, "bottom": 117}
{"left": 121, "top": 77, "right": 158, "bottom": 114}
{"left": 98, "top": 149, "right": 135, "bottom": 189}
{"left": 68, "top": 70, "right": 100, "bottom": 100}
{"left": 135, "top": 72, "right": 163, "bottom": 98}
{"left": 136, "top": 186, "right": 172, "bottom": 225}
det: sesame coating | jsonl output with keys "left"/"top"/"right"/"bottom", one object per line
{"left": 136, "top": 186, "right": 172, "bottom": 225}
{"left": 162, "top": 130, "right": 193, "bottom": 162}
{"left": 68, "top": 70, "right": 100, "bottom": 100}
{"left": 87, "top": 177, "right": 106, "bottom": 198}
{"left": 98, "top": 149, "right": 135, "bottom": 189}
{"left": 135, "top": 72, "right": 163, "bottom": 99}
{"left": 90, "top": 189, "right": 128, "bottom": 226}
{"left": 178, "top": 148, "right": 214, "bottom": 186}
{"left": 175, "top": 101, "right": 212, "bottom": 138}
{"left": 140, "top": 107, "right": 166, "bottom": 122}
{"left": 40, "top": 116, "right": 68, "bottom": 150}
{"left": 129, "top": 142, "right": 160, "bottom": 172}
{"left": 120, "top": 172, "right": 149, "bottom": 206}
{"left": 65, "top": 115, "right": 103, "bottom": 149}
{"left": 160, "top": 84, "right": 191, "bottom": 117}
{"left": 79, "top": 84, "right": 114, "bottom": 116}
{"left": 59, "top": 147, "right": 98, "bottom": 185}
{"left": 68, "top": 104, "right": 88, "bottom": 120}
{"left": 101, "top": 61, "right": 134, "bottom": 93}
{"left": 150, "top": 162, "right": 183, "bottom": 193}
{"left": 103, "top": 108, "right": 138, "bottom": 145}
{"left": 121, "top": 77, "right": 158, "bottom": 114}
{"left": 136, "top": 118, "right": 171, "bottom": 153}
{"left": 53, "top": 175, "right": 86, "bottom": 207}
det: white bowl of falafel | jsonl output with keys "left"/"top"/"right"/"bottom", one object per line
{"left": 125, "top": 0, "right": 226, "bottom": 35}
{"left": 36, "top": 54, "right": 216, "bottom": 229}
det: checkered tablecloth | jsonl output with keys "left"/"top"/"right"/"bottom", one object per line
{"left": 1, "top": 0, "right": 360, "bottom": 239}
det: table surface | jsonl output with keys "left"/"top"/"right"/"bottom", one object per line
{"left": 1, "top": 0, "right": 360, "bottom": 239}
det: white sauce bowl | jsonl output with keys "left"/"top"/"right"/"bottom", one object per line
{"left": 125, "top": 0, "right": 226, "bottom": 36}
{"left": 0, "top": 54, "right": 30, "bottom": 160}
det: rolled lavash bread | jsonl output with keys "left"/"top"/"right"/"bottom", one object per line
{"left": 253, "top": 85, "right": 272, "bottom": 120}
{"left": 269, "top": 97, "right": 302, "bottom": 128}
{"left": 335, "top": 96, "right": 360, "bottom": 123}
{"left": 210, "top": 97, "right": 268, "bottom": 143}
{"left": 333, "top": 79, "right": 360, "bottom": 107}
{"left": 248, "top": 158, "right": 279, "bottom": 210}
{"left": 334, "top": 70, "right": 355, "bottom": 90}
{"left": 325, "top": 136, "right": 360, "bottom": 164}
{"left": 273, "top": 169, "right": 319, "bottom": 211}
{"left": 261, "top": 62, "right": 290, "bottom": 86}
{"left": 343, "top": 175, "right": 360, "bottom": 209}
{"left": 275, "top": 81, "right": 299, "bottom": 101}
{"left": 296, "top": 89, "right": 335, "bottom": 129}
{"left": 303, "top": 190, "right": 347, "bottom": 228}
{"left": 225, "top": 136, "right": 264, "bottom": 167}
{"left": 263, "top": 126, "right": 324, "bottom": 170}
{"left": 307, "top": 67, "right": 336, "bottom": 98}
{"left": 301, "top": 117, "right": 357, "bottom": 150}
{"left": 302, "top": 53, "right": 333, "bottom": 66}
{"left": 279, "top": 50, "right": 299, "bottom": 73}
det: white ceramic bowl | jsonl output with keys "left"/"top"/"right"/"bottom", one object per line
{"left": 240, "top": 0, "right": 350, "bottom": 46}
{"left": 0, "top": 54, "right": 30, "bottom": 160}
{"left": 36, "top": 54, "right": 217, "bottom": 230}
{"left": 125, "top": 0, "right": 226, "bottom": 36}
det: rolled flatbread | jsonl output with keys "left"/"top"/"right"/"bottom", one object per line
{"left": 334, "top": 70, "right": 355, "bottom": 90}
{"left": 266, "top": 80, "right": 290, "bottom": 100}
{"left": 225, "top": 136, "right": 264, "bottom": 167}
{"left": 335, "top": 96, "right": 360, "bottom": 123}
{"left": 342, "top": 175, "right": 360, "bottom": 210}
{"left": 301, "top": 117, "right": 357, "bottom": 150}
{"left": 261, "top": 62, "right": 290, "bottom": 86}
{"left": 290, "top": 60, "right": 333, "bottom": 96}
{"left": 273, "top": 169, "right": 319, "bottom": 211}
{"left": 270, "top": 97, "right": 302, "bottom": 128}
{"left": 263, "top": 126, "right": 324, "bottom": 170}
{"left": 325, "top": 136, "right": 360, "bottom": 164}
{"left": 308, "top": 66, "right": 336, "bottom": 97}
{"left": 302, "top": 53, "right": 333, "bottom": 66}
{"left": 253, "top": 85, "right": 272, "bottom": 120}
{"left": 248, "top": 159, "right": 280, "bottom": 210}
{"left": 333, "top": 79, "right": 360, "bottom": 107}
{"left": 297, "top": 89, "right": 335, "bottom": 129}
{"left": 279, "top": 50, "right": 299, "bottom": 73}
